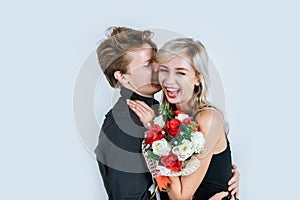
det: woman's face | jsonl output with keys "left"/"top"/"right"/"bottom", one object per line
{"left": 158, "top": 55, "right": 199, "bottom": 109}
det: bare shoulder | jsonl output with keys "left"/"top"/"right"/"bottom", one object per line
{"left": 194, "top": 109, "right": 224, "bottom": 136}
{"left": 194, "top": 109, "right": 223, "bottom": 126}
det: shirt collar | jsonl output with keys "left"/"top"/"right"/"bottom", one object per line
{"left": 120, "top": 87, "right": 159, "bottom": 107}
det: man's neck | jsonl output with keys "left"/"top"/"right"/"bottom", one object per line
{"left": 134, "top": 91, "right": 154, "bottom": 98}
{"left": 121, "top": 86, "right": 154, "bottom": 99}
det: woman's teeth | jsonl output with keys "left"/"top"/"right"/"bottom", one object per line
{"left": 166, "top": 88, "right": 179, "bottom": 98}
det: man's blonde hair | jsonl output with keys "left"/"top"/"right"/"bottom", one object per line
{"left": 97, "top": 27, "right": 157, "bottom": 88}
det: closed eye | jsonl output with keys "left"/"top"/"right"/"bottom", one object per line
{"left": 143, "top": 58, "right": 154, "bottom": 68}
{"left": 176, "top": 71, "right": 186, "bottom": 75}
{"left": 143, "top": 62, "right": 152, "bottom": 67}
{"left": 159, "top": 68, "right": 168, "bottom": 72}
{"left": 159, "top": 65, "right": 168, "bottom": 72}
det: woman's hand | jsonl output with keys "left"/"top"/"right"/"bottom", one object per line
{"left": 228, "top": 164, "right": 240, "bottom": 199}
{"left": 126, "top": 99, "right": 155, "bottom": 128}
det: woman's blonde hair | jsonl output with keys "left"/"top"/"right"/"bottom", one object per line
{"left": 156, "top": 38, "right": 211, "bottom": 111}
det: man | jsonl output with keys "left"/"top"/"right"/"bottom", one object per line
{"left": 95, "top": 27, "right": 239, "bottom": 200}
{"left": 95, "top": 27, "right": 165, "bottom": 200}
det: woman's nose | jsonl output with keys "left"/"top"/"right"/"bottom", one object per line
{"left": 163, "top": 71, "right": 176, "bottom": 85}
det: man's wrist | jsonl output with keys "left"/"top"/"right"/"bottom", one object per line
{"left": 145, "top": 122, "right": 152, "bottom": 129}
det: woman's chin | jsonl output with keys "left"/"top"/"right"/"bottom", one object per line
{"left": 166, "top": 96, "right": 179, "bottom": 105}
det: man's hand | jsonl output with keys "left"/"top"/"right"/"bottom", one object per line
{"left": 208, "top": 191, "right": 229, "bottom": 200}
{"left": 228, "top": 164, "right": 240, "bottom": 199}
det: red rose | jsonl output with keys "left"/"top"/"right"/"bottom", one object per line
{"left": 194, "top": 124, "right": 201, "bottom": 132}
{"left": 183, "top": 118, "right": 192, "bottom": 125}
{"left": 173, "top": 110, "right": 185, "bottom": 116}
{"left": 166, "top": 118, "right": 181, "bottom": 137}
{"left": 160, "top": 153, "right": 182, "bottom": 172}
{"left": 145, "top": 124, "right": 165, "bottom": 145}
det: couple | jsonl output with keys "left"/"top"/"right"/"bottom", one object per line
{"left": 95, "top": 27, "right": 240, "bottom": 200}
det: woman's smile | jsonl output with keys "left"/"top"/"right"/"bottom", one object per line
{"left": 159, "top": 56, "right": 199, "bottom": 107}
{"left": 164, "top": 87, "right": 180, "bottom": 99}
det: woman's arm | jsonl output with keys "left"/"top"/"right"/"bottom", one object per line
{"left": 166, "top": 109, "right": 226, "bottom": 200}
{"left": 127, "top": 101, "right": 239, "bottom": 199}
{"left": 167, "top": 153, "right": 214, "bottom": 200}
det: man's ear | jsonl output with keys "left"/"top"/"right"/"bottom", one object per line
{"left": 114, "top": 71, "right": 128, "bottom": 84}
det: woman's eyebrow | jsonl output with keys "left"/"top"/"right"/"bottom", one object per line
{"left": 174, "top": 67, "right": 188, "bottom": 71}
{"left": 159, "top": 65, "right": 168, "bottom": 68}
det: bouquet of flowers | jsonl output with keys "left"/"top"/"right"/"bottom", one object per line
{"left": 142, "top": 105, "right": 206, "bottom": 191}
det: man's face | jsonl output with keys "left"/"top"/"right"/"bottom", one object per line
{"left": 125, "top": 44, "right": 161, "bottom": 97}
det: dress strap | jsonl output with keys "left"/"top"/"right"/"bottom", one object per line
{"left": 193, "top": 105, "right": 215, "bottom": 120}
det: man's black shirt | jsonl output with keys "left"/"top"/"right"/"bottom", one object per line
{"left": 95, "top": 88, "right": 169, "bottom": 200}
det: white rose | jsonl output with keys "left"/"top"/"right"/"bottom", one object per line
{"left": 175, "top": 114, "right": 190, "bottom": 122}
{"left": 192, "top": 131, "right": 205, "bottom": 153}
{"left": 172, "top": 140, "right": 194, "bottom": 161}
{"left": 153, "top": 115, "right": 165, "bottom": 128}
{"left": 152, "top": 138, "right": 171, "bottom": 156}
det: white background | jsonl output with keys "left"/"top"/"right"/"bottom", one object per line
{"left": 1, "top": 0, "right": 300, "bottom": 199}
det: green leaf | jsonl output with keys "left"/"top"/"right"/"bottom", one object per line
{"left": 176, "top": 138, "right": 183, "bottom": 145}
{"left": 179, "top": 124, "right": 188, "bottom": 132}
{"left": 159, "top": 105, "right": 174, "bottom": 119}
{"left": 147, "top": 152, "right": 161, "bottom": 161}
{"left": 182, "top": 132, "right": 192, "bottom": 140}
{"left": 166, "top": 135, "right": 175, "bottom": 143}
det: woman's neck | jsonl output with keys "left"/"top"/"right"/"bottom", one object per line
{"left": 175, "top": 103, "right": 193, "bottom": 116}
{"left": 175, "top": 101, "right": 207, "bottom": 116}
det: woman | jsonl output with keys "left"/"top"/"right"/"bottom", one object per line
{"left": 127, "top": 38, "right": 238, "bottom": 200}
